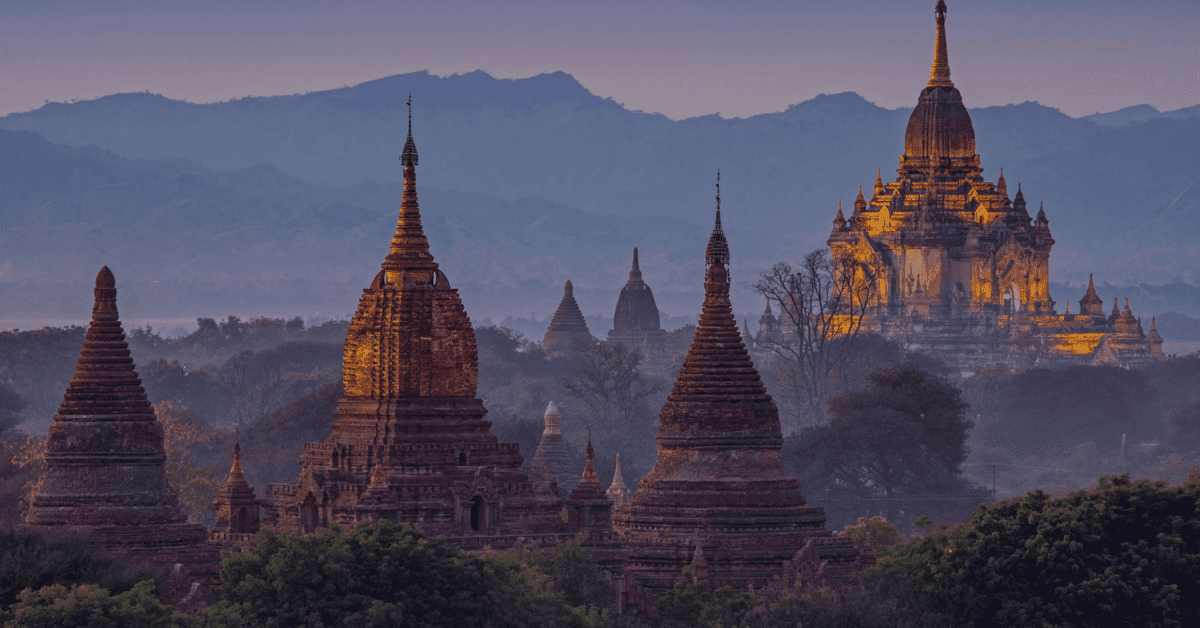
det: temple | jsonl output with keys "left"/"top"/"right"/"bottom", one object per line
{"left": 824, "top": 1, "right": 1164, "bottom": 372}
{"left": 606, "top": 248, "right": 668, "bottom": 351}
{"left": 260, "top": 100, "right": 564, "bottom": 536}
{"left": 529, "top": 401, "right": 577, "bottom": 497}
{"left": 544, "top": 280, "right": 595, "bottom": 357}
{"left": 26, "top": 267, "right": 219, "bottom": 600}
{"left": 614, "top": 178, "right": 863, "bottom": 604}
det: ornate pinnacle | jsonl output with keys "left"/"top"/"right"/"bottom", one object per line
{"left": 384, "top": 95, "right": 436, "bottom": 277}
{"left": 927, "top": 0, "right": 954, "bottom": 89}
{"left": 705, "top": 171, "right": 730, "bottom": 267}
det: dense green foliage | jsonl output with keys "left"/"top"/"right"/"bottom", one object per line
{"left": 0, "top": 580, "right": 186, "bottom": 628}
{"left": 203, "top": 522, "right": 607, "bottom": 628}
{"left": 785, "top": 363, "right": 988, "bottom": 529}
{"left": 0, "top": 530, "right": 157, "bottom": 608}
{"left": 652, "top": 567, "right": 919, "bottom": 628}
{"left": 878, "top": 473, "right": 1200, "bottom": 627}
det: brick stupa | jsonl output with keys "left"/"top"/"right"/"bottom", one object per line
{"left": 543, "top": 280, "right": 594, "bottom": 357}
{"left": 613, "top": 182, "right": 834, "bottom": 594}
{"left": 26, "top": 267, "right": 218, "bottom": 589}
{"left": 263, "top": 100, "right": 563, "bottom": 535}
{"left": 529, "top": 401, "right": 577, "bottom": 497}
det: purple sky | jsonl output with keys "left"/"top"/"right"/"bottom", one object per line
{"left": 2, "top": 0, "right": 1198, "bottom": 120}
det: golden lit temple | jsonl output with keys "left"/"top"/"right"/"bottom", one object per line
{"left": 826, "top": 1, "right": 1164, "bottom": 372}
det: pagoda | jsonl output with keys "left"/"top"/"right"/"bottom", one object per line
{"left": 26, "top": 267, "right": 219, "bottom": 591}
{"left": 528, "top": 401, "right": 577, "bottom": 497}
{"left": 826, "top": 1, "right": 1164, "bottom": 371}
{"left": 544, "top": 280, "right": 595, "bottom": 357}
{"left": 607, "top": 248, "right": 667, "bottom": 350}
{"left": 262, "top": 99, "right": 562, "bottom": 535}
{"left": 613, "top": 178, "right": 840, "bottom": 596}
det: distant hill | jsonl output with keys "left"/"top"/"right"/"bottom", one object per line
{"left": 1, "top": 70, "right": 1198, "bottom": 317}
{"left": 0, "top": 128, "right": 716, "bottom": 323}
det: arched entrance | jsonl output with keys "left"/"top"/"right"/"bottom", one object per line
{"left": 470, "top": 495, "right": 484, "bottom": 531}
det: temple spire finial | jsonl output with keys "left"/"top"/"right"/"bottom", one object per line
{"left": 705, "top": 170, "right": 730, "bottom": 267}
{"left": 384, "top": 94, "right": 435, "bottom": 277}
{"left": 927, "top": 1, "right": 954, "bottom": 89}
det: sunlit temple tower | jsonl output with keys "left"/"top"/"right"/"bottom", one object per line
{"left": 529, "top": 401, "right": 577, "bottom": 497}
{"left": 544, "top": 280, "right": 595, "bottom": 357}
{"left": 262, "top": 100, "right": 563, "bottom": 535}
{"left": 211, "top": 441, "right": 260, "bottom": 538}
{"left": 614, "top": 179, "right": 859, "bottom": 602}
{"left": 607, "top": 248, "right": 668, "bottom": 351}
{"left": 827, "top": 1, "right": 1163, "bottom": 370}
{"left": 26, "top": 267, "right": 219, "bottom": 594}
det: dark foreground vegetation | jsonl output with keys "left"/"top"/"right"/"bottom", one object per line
{"left": 0, "top": 471, "right": 1197, "bottom": 627}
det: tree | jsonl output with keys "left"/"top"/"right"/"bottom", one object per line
{"left": 785, "top": 363, "right": 984, "bottom": 525}
{"left": 210, "top": 522, "right": 593, "bottom": 628}
{"left": 562, "top": 341, "right": 663, "bottom": 459}
{"left": 875, "top": 473, "right": 1200, "bottom": 627}
{"left": 0, "top": 384, "right": 25, "bottom": 436}
{"left": 0, "top": 580, "right": 186, "bottom": 628}
{"left": 0, "top": 529, "right": 156, "bottom": 609}
{"left": 154, "top": 402, "right": 221, "bottom": 523}
{"left": 754, "top": 249, "right": 878, "bottom": 428}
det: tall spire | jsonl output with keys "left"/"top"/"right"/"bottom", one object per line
{"left": 927, "top": 1, "right": 954, "bottom": 89}
{"left": 997, "top": 167, "right": 1007, "bottom": 197}
{"left": 580, "top": 438, "right": 599, "bottom": 486}
{"left": 706, "top": 171, "right": 730, "bottom": 267}
{"left": 630, "top": 247, "right": 642, "bottom": 281}
{"left": 384, "top": 93, "right": 435, "bottom": 280}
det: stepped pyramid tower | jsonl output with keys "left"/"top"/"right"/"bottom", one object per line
{"left": 26, "top": 267, "right": 218, "bottom": 588}
{"left": 607, "top": 248, "right": 668, "bottom": 349}
{"left": 566, "top": 438, "right": 613, "bottom": 530}
{"left": 529, "top": 401, "right": 577, "bottom": 497}
{"left": 544, "top": 280, "right": 594, "bottom": 356}
{"left": 614, "top": 179, "right": 835, "bottom": 595}
{"left": 212, "top": 441, "right": 260, "bottom": 536}
{"left": 262, "top": 99, "right": 562, "bottom": 535}
{"left": 825, "top": 1, "right": 1164, "bottom": 370}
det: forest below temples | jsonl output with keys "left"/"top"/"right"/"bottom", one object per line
{"left": 1, "top": 315, "right": 1199, "bottom": 534}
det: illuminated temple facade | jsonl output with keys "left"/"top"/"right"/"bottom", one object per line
{"left": 260, "top": 107, "right": 566, "bottom": 536}
{"left": 826, "top": 1, "right": 1164, "bottom": 372}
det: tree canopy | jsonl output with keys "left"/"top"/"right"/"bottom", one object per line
{"left": 202, "top": 522, "right": 603, "bottom": 628}
{"left": 785, "top": 363, "right": 985, "bottom": 527}
{"left": 876, "top": 472, "right": 1200, "bottom": 627}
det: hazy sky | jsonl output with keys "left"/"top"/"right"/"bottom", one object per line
{"left": 2, "top": 0, "right": 1198, "bottom": 120}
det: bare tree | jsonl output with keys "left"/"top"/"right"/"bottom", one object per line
{"left": 562, "top": 341, "right": 664, "bottom": 446}
{"left": 754, "top": 249, "right": 878, "bottom": 428}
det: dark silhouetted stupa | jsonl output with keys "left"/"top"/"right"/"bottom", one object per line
{"left": 26, "top": 267, "right": 218, "bottom": 591}
{"left": 544, "top": 280, "right": 594, "bottom": 356}
{"left": 607, "top": 248, "right": 667, "bottom": 349}
{"left": 614, "top": 181, "right": 835, "bottom": 595}
{"left": 529, "top": 401, "right": 577, "bottom": 497}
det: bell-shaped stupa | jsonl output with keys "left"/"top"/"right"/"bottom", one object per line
{"left": 26, "top": 267, "right": 218, "bottom": 588}
{"left": 613, "top": 179, "right": 831, "bottom": 594}
{"left": 607, "top": 248, "right": 668, "bottom": 349}
{"left": 529, "top": 402, "right": 577, "bottom": 497}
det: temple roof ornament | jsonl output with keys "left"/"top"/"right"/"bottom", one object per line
{"left": 706, "top": 171, "right": 730, "bottom": 267}
{"left": 904, "top": 1, "right": 975, "bottom": 163}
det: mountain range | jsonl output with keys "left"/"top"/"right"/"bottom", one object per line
{"left": 1, "top": 70, "right": 1198, "bottom": 330}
